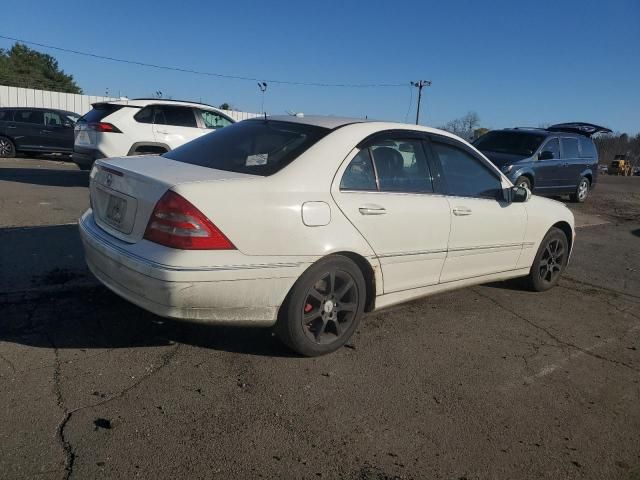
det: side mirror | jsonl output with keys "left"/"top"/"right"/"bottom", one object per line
{"left": 538, "top": 151, "right": 554, "bottom": 161}
{"left": 511, "top": 186, "right": 531, "bottom": 203}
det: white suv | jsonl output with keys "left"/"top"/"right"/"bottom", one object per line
{"left": 72, "top": 99, "right": 234, "bottom": 170}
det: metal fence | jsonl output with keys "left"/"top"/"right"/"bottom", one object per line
{"left": 0, "top": 84, "right": 258, "bottom": 122}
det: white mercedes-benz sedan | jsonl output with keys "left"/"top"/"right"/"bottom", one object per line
{"left": 79, "top": 116, "right": 574, "bottom": 356}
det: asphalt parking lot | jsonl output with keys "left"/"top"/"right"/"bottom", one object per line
{"left": 1, "top": 157, "right": 639, "bottom": 480}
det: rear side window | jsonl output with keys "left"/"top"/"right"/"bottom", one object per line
{"left": 154, "top": 106, "right": 197, "bottom": 127}
{"left": 561, "top": 138, "right": 579, "bottom": 158}
{"left": 79, "top": 104, "right": 125, "bottom": 123}
{"left": 0, "top": 110, "right": 14, "bottom": 121}
{"left": 15, "top": 110, "right": 44, "bottom": 125}
{"left": 199, "top": 109, "right": 233, "bottom": 129}
{"left": 433, "top": 142, "right": 502, "bottom": 199}
{"left": 579, "top": 137, "right": 597, "bottom": 158}
{"left": 134, "top": 106, "right": 154, "bottom": 124}
{"left": 164, "top": 120, "right": 329, "bottom": 176}
{"left": 340, "top": 149, "right": 377, "bottom": 191}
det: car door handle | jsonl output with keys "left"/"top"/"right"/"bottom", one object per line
{"left": 359, "top": 205, "right": 386, "bottom": 215}
{"left": 40, "top": 130, "right": 52, "bottom": 134}
{"left": 452, "top": 207, "right": 472, "bottom": 216}
{"left": 6, "top": 125, "right": 16, "bottom": 129}
{"left": 156, "top": 129, "right": 170, "bottom": 134}
{"left": 562, "top": 162, "right": 569, "bottom": 167}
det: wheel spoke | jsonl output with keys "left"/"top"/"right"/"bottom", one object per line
{"left": 313, "top": 319, "right": 327, "bottom": 341}
{"left": 307, "top": 288, "right": 324, "bottom": 303}
{"left": 303, "top": 311, "right": 320, "bottom": 324}
{"left": 340, "top": 302, "right": 357, "bottom": 312}
{"left": 335, "top": 278, "right": 354, "bottom": 301}
{"left": 333, "top": 319, "right": 343, "bottom": 337}
{"left": 328, "top": 271, "right": 336, "bottom": 294}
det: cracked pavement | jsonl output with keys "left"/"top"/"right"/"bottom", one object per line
{"left": 1, "top": 158, "right": 639, "bottom": 479}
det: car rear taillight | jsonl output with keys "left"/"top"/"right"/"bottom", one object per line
{"left": 87, "top": 122, "right": 122, "bottom": 133}
{"left": 143, "top": 191, "right": 235, "bottom": 250}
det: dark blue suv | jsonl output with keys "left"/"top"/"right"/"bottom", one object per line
{"left": 473, "top": 123, "right": 611, "bottom": 203}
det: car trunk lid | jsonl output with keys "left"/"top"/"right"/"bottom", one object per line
{"left": 90, "top": 155, "right": 254, "bottom": 243}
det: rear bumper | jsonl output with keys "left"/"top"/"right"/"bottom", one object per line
{"left": 72, "top": 147, "right": 105, "bottom": 168}
{"left": 79, "top": 211, "right": 301, "bottom": 326}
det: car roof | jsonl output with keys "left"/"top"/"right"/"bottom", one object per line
{"left": 0, "top": 106, "right": 79, "bottom": 116}
{"left": 261, "top": 115, "right": 370, "bottom": 130}
{"left": 96, "top": 98, "right": 222, "bottom": 110}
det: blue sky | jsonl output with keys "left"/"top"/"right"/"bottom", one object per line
{"left": 4, "top": 0, "right": 640, "bottom": 133}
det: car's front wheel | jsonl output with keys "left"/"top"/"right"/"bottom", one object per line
{"left": 524, "top": 227, "right": 569, "bottom": 292}
{"left": 0, "top": 136, "right": 15, "bottom": 158}
{"left": 515, "top": 175, "right": 532, "bottom": 191}
{"left": 570, "top": 176, "right": 590, "bottom": 203}
{"left": 275, "top": 255, "right": 366, "bottom": 356}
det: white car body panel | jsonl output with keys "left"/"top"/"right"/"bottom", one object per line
{"left": 79, "top": 118, "right": 575, "bottom": 325}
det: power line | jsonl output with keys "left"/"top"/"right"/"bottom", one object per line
{"left": 0, "top": 34, "right": 408, "bottom": 89}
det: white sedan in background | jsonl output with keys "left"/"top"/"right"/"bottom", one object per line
{"left": 79, "top": 116, "right": 574, "bottom": 356}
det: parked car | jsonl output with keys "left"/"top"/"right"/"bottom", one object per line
{"left": 473, "top": 122, "right": 611, "bottom": 203}
{"left": 72, "top": 99, "right": 235, "bottom": 170}
{"left": 0, "top": 107, "right": 80, "bottom": 158}
{"left": 79, "top": 116, "right": 575, "bottom": 356}
{"left": 598, "top": 164, "right": 608, "bottom": 175}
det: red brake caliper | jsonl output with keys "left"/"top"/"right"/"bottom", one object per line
{"left": 304, "top": 303, "right": 313, "bottom": 313}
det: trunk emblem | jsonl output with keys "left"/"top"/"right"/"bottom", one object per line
{"left": 105, "top": 173, "right": 113, "bottom": 187}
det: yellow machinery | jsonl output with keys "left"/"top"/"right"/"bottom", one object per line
{"left": 609, "top": 155, "right": 633, "bottom": 176}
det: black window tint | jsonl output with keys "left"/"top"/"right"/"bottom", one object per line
{"left": 0, "top": 110, "right": 14, "bottom": 121}
{"left": 369, "top": 139, "right": 433, "bottom": 193}
{"left": 540, "top": 138, "right": 560, "bottom": 159}
{"left": 16, "top": 110, "right": 44, "bottom": 125}
{"left": 434, "top": 142, "right": 501, "bottom": 199}
{"left": 340, "top": 149, "right": 377, "bottom": 191}
{"left": 155, "top": 106, "right": 196, "bottom": 127}
{"left": 79, "top": 104, "right": 124, "bottom": 123}
{"left": 561, "top": 138, "right": 579, "bottom": 158}
{"left": 44, "top": 111, "right": 62, "bottom": 126}
{"left": 579, "top": 137, "right": 597, "bottom": 158}
{"left": 134, "top": 106, "right": 154, "bottom": 124}
{"left": 163, "top": 120, "right": 329, "bottom": 176}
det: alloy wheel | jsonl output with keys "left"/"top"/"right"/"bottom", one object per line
{"left": 577, "top": 180, "right": 589, "bottom": 201}
{"left": 0, "top": 138, "right": 13, "bottom": 156}
{"left": 538, "top": 238, "right": 565, "bottom": 285}
{"left": 301, "top": 270, "right": 358, "bottom": 345}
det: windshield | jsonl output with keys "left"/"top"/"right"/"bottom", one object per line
{"left": 474, "top": 131, "right": 546, "bottom": 156}
{"left": 163, "top": 120, "right": 330, "bottom": 176}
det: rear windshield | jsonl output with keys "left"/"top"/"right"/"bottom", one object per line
{"left": 78, "top": 103, "right": 126, "bottom": 123}
{"left": 163, "top": 120, "right": 330, "bottom": 176}
{"left": 474, "top": 131, "right": 546, "bottom": 156}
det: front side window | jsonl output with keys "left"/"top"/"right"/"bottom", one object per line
{"left": 561, "top": 138, "right": 579, "bottom": 158}
{"left": 540, "top": 138, "right": 560, "bottom": 159}
{"left": 0, "top": 110, "right": 14, "bottom": 121}
{"left": 154, "top": 106, "right": 197, "bottom": 127}
{"left": 163, "top": 120, "right": 329, "bottom": 176}
{"left": 199, "top": 109, "right": 233, "bottom": 129}
{"left": 340, "top": 149, "right": 377, "bottom": 191}
{"left": 433, "top": 142, "right": 502, "bottom": 199}
{"left": 15, "top": 110, "right": 44, "bottom": 125}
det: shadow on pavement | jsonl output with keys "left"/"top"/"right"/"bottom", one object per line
{"left": 0, "top": 167, "right": 88, "bottom": 188}
{"left": 0, "top": 223, "right": 294, "bottom": 358}
{"left": 632, "top": 228, "right": 640, "bottom": 238}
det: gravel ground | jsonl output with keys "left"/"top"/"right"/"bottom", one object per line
{"left": 1, "top": 157, "right": 639, "bottom": 480}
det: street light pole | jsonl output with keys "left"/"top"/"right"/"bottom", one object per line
{"left": 411, "top": 80, "right": 432, "bottom": 125}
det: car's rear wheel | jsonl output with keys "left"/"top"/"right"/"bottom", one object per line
{"left": 570, "top": 176, "right": 589, "bottom": 203}
{"left": 515, "top": 175, "right": 531, "bottom": 191}
{"left": 524, "top": 227, "right": 568, "bottom": 292}
{"left": 275, "top": 255, "right": 366, "bottom": 356}
{"left": 0, "top": 136, "right": 16, "bottom": 158}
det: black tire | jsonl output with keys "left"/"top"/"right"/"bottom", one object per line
{"left": 569, "top": 176, "right": 589, "bottom": 203}
{"left": 515, "top": 175, "right": 532, "bottom": 191}
{"left": 275, "top": 255, "right": 366, "bottom": 357}
{"left": 0, "top": 136, "right": 16, "bottom": 158}
{"left": 523, "top": 227, "right": 569, "bottom": 292}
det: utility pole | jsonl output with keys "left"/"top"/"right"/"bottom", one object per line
{"left": 411, "top": 80, "right": 432, "bottom": 125}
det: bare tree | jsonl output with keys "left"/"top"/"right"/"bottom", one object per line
{"left": 439, "top": 111, "right": 481, "bottom": 140}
